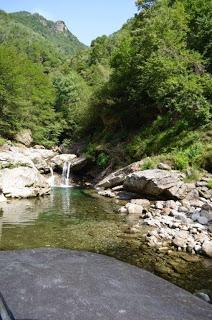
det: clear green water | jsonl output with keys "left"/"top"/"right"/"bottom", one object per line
{"left": 0, "top": 188, "right": 212, "bottom": 295}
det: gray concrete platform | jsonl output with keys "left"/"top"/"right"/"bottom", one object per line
{"left": 0, "top": 248, "right": 211, "bottom": 320}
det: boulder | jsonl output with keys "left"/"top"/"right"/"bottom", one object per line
{"left": 96, "top": 160, "right": 143, "bottom": 189}
{"left": 130, "top": 199, "right": 151, "bottom": 209}
{"left": 157, "top": 163, "right": 171, "bottom": 170}
{"left": 67, "top": 156, "right": 87, "bottom": 172}
{"left": 124, "top": 169, "right": 188, "bottom": 200}
{"left": 15, "top": 129, "right": 33, "bottom": 146}
{"left": 0, "top": 192, "right": 7, "bottom": 202}
{"left": 0, "top": 167, "right": 50, "bottom": 198}
{"left": 126, "top": 203, "right": 143, "bottom": 215}
{"left": 50, "top": 154, "right": 77, "bottom": 171}
{"left": 0, "top": 151, "right": 34, "bottom": 169}
{"left": 202, "top": 241, "right": 212, "bottom": 258}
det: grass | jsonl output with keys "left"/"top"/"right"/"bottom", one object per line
{"left": 207, "top": 180, "right": 212, "bottom": 189}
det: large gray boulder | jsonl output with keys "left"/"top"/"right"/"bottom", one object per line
{"left": 66, "top": 156, "right": 88, "bottom": 172}
{"left": 0, "top": 151, "right": 34, "bottom": 169}
{"left": 0, "top": 249, "right": 212, "bottom": 320}
{"left": 0, "top": 166, "right": 50, "bottom": 198}
{"left": 96, "top": 160, "right": 143, "bottom": 189}
{"left": 50, "top": 154, "right": 77, "bottom": 170}
{"left": 124, "top": 169, "right": 188, "bottom": 199}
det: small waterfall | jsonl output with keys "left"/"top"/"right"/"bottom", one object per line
{"left": 48, "top": 167, "right": 55, "bottom": 187}
{"left": 61, "top": 161, "right": 72, "bottom": 187}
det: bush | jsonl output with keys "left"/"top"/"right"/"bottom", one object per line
{"left": 141, "top": 158, "right": 155, "bottom": 170}
{"left": 173, "top": 152, "right": 189, "bottom": 171}
{"left": 207, "top": 180, "right": 212, "bottom": 189}
{"left": 96, "top": 152, "right": 110, "bottom": 169}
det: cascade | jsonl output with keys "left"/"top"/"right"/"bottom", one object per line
{"left": 48, "top": 167, "right": 55, "bottom": 187}
{"left": 61, "top": 161, "right": 72, "bottom": 187}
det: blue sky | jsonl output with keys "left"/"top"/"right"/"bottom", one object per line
{"left": 0, "top": 0, "right": 137, "bottom": 45}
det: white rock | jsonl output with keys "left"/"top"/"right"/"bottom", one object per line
{"left": 202, "top": 240, "right": 212, "bottom": 258}
{"left": 197, "top": 216, "right": 209, "bottom": 225}
{"left": 155, "top": 201, "right": 164, "bottom": 209}
{"left": 127, "top": 203, "right": 143, "bottom": 215}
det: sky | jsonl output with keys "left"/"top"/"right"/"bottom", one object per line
{"left": 0, "top": 0, "right": 137, "bottom": 45}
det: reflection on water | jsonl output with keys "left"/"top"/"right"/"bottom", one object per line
{"left": 0, "top": 188, "right": 212, "bottom": 296}
{"left": 0, "top": 188, "right": 121, "bottom": 248}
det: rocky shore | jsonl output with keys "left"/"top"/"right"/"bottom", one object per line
{"left": 0, "top": 143, "right": 87, "bottom": 199}
{"left": 0, "top": 141, "right": 211, "bottom": 261}
{"left": 96, "top": 165, "right": 212, "bottom": 259}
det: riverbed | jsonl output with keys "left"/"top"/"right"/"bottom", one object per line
{"left": 0, "top": 187, "right": 212, "bottom": 296}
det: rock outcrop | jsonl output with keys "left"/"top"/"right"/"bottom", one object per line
{"left": 124, "top": 169, "right": 188, "bottom": 199}
{"left": 96, "top": 160, "right": 143, "bottom": 189}
{"left": 0, "top": 167, "right": 50, "bottom": 198}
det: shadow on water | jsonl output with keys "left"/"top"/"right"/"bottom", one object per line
{"left": 0, "top": 187, "right": 212, "bottom": 296}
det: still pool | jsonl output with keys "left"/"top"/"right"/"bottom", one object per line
{"left": 0, "top": 188, "right": 212, "bottom": 296}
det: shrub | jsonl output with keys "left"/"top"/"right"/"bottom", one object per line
{"left": 173, "top": 152, "right": 189, "bottom": 171}
{"left": 207, "top": 180, "right": 212, "bottom": 189}
{"left": 96, "top": 152, "right": 110, "bottom": 169}
{"left": 141, "top": 158, "right": 155, "bottom": 170}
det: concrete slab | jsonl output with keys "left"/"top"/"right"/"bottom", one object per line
{"left": 0, "top": 249, "right": 211, "bottom": 320}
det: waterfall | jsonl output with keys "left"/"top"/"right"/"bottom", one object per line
{"left": 61, "top": 161, "right": 72, "bottom": 187}
{"left": 48, "top": 167, "right": 55, "bottom": 187}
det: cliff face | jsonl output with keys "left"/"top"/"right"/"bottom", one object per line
{"left": 54, "top": 20, "right": 67, "bottom": 33}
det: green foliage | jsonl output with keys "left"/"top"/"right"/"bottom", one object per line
{"left": 10, "top": 11, "right": 85, "bottom": 56}
{"left": 184, "top": 167, "right": 202, "bottom": 182}
{"left": 0, "top": 137, "right": 6, "bottom": 146}
{"left": 173, "top": 152, "right": 189, "bottom": 170}
{"left": 207, "top": 180, "right": 212, "bottom": 189}
{"left": 96, "top": 152, "right": 110, "bottom": 169}
{"left": 0, "top": 45, "right": 60, "bottom": 146}
{"left": 141, "top": 158, "right": 155, "bottom": 170}
{"left": 52, "top": 71, "right": 92, "bottom": 140}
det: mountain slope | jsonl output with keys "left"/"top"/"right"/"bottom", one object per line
{"left": 10, "top": 11, "right": 86, "bottom": 55}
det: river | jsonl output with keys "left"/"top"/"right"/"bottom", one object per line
{"left": 0, "top": 187, "right": 212, "bottom": 296}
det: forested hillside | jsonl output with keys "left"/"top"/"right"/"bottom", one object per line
{"left": 0, "top": 0, "right": 211, "bottom": 174}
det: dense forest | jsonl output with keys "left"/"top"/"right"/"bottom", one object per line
{"left": 0, "top": 0, "right": 211, "bottom": 173}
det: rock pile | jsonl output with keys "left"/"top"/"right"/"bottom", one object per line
{"left": 119, "top": 198, "right": 212, "bottom": 257}
{"left": 97, "top": 166, "right": 212, "bottom": 258}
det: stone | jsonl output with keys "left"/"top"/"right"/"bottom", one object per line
{"left": 0, "top": 192, "right": 7, "bottom": 202}
{"left": 124, "top": 169, "right": 188, "bottom": 199}
{"left": 155, "top": 201, "right": 164, "bottom": 209}
{"left": 66, "top": 156, "right": 87, "bottom": 172}
{"left": 189, "top": 199, "right": 204, "bottom": 208}
{"left": 181, "top": 199, "right": 191, "bottom": 209}
{"left": 130, "top": 199, "right": 150, "bottom": 209}
{"left": 157, "top": 162, "right": 171, "bottom": 170}
{"left": 165, "top": 200, "right": 178, "bottom": 209}
{"left": 197, "top": 216, "right": 209, "bottom": 225}
{"left": 191, "top": 212, "right": 201, "bottom": 222}
{"left": 126, "top": 203, "right": 143, "bottom": 215}
{"left": 96, "top": 160, "right": 143, "bottom": 189}
{"left": 178, "top": 206, "right": 188, "bottom": 213}
{"left": 50, "top": 154, "right": 77, "bottom": 171}
{"left": 15, "top": 129, "right": 33, "bottom": 146}
{"left": 162, "top": 207, "right": 171, "bottom": 216}
{"left": 118, "top": 206, "right": 128, "bottom": 214}
{"left": 98, "top": 189, "right": 115, "bottom": 198}
{"left": 194, "top": 292, "right": 211, "bottom": 303}
{"left": 0, "top": 166, "right": 50, "bottom": 198}
{"left": 0, "top": 151, "right": 34, "bottom": 169}
{"left": 186, "top": 189, "right": 199, "bottom": 200}
{"left": 202, "top": 241, "right": 212, "bottom": 258}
